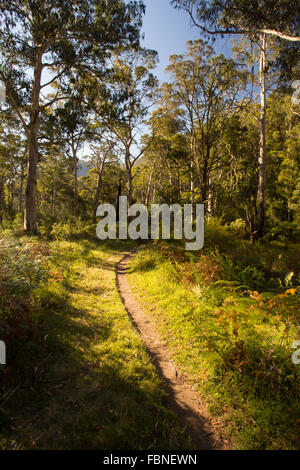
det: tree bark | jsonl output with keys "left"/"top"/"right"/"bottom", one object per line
{"left": 190, "top": 161, "right": 195, "bottom": 222}
{"left": 145, "top": 166, "right": 154, "bottom": 208}
{"left": 258, "top": 34, "right": 267, "bottom": 238}
{"left": 201, "top": 142, "right": 210, "bottom": 206}
{"left": 152, "top": 184, "right": 156, "bottom": 204}
{"left": 207, "top": 177, "right": 213, "bottom": 218}
{"left": 72, "top": 140, "right": 79, "bottom": 219}
{"left": 125, "top": 147, "right": 133, "bottom": 207}
{"left": 51, "top": 179, "right": 57, "bottom": 215}
{"left": 9, "top": 180, "right": 14, "bottom": 211}
{"left": 18, "top": 161, "right": 25, "bottom": 212}
{"left": 116, "top": 179, "right": 122, "bottom": 222}
{"left": 0, "top": 176, "right": 5, "bottom": 223}
{"left": 93, "top": 158, "right": 106, "bottom": 224}
{"left": 127, "top": 172, "right": 133, "bottom": 207}
{"left": 169, "top": 166, "right": 173, "bottom": 204}
{"left": 24, "top": 46, "right": 43, "bottom": 234}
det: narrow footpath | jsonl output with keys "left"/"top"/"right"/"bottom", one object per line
{"left": 116, "top": 251, "right": 228, "bottom": 450}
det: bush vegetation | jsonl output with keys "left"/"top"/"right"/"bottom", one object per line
{"left": 129, "top": 219, "right": 300, "bottom": 449}
{"left": 0, "top": 231, "right": 191, "bottom": 450}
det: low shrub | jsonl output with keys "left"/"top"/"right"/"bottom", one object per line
{"left": 267, "top": 222, "right": 300, "bottom": 243}
{"left": 31, "top": 283, "right": 69, "bottom": 309}
{"left": 51, "top": 218, "right": 94, "bottom": 240}
{"left": 131, "top": 250, "right": 159, "bottom": 272}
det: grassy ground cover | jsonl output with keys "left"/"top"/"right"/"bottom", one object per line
{"left": 127, "top": 220, "right": 300, "bottom": 450}
{"left": 0, "top": 233, "right": 191, "bottom": 450}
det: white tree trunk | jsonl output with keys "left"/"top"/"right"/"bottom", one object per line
{"left": 258, "top": 34, "right": 267, "bottom": 238}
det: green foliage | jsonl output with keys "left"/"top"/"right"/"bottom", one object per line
{"left": 230, "top": 218, "right": 247, "bottom": 237}
{"left": 205, "top": 217, "right": 236, "bottom": 251}
{"left": 130, "top": 249, "right": 159, "bottom": 272}
{"left": 31, "top": 284, "right": 69, "bottom": 309}
{"left": 0, "top": 0, "right": 299, "bottom": 452}
{"left": 267, "top": 222, "right": 300, "bottom": 242}
{"left": 0, "top": 239, "right": 49, "bottom": 298}
{"left": 171, "top": 0, "right": 300, "bottom": 42}
{"left": 51, "top": 218, "right": 94, "bottom": 241}
{"left": 129, "top": 241, "right": 300, "bottom": 449}
{"left": 217, "top": 254, "right": 267, "bottom": 290}
{"left": 0, "top": 235, "right": 191, "bottom": 450}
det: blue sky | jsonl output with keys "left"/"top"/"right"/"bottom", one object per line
{"left": 80, "top": 1, "right": 234, "bottom": 160}
{"left": 141, "top": 0, "right": 234, "bottom": 83}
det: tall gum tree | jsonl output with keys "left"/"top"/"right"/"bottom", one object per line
{"left": 171, "top": 0, "right": 300, "bottom": 236}
{"left": 0, "top": 0, "right": 145, "bottom": 233}
{"left": 92, "top": 46, "right": 159, "bottom": 206}
{"left": 232, "top": 34, "right": 281, "bottom": 238}
{"left": 165, "top": 40, "right": 246, "bottom": 211}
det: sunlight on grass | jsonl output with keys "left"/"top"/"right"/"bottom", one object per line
{"left": 0, "top": 237, "right": 191, "bottom": 450}
{"left": 128, "top": 243, "right": 300, "bottom": 450}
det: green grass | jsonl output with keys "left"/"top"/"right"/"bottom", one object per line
{"left": 0, "top": 236, "right": 191, "bottom": 450}
{"left": 1, "top": 216, "right": 299, "bottom": 450}
{"left": 127, "top": 240, "right": 300, "bottom": 450}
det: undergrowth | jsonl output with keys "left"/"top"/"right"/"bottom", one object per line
{"left": 128, "top": 219, "right": 300, "bottom": 449}
{"left": 0, "top": 234, "right": 191, "bottom": 450}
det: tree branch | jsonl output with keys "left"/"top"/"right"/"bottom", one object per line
{"left": 188, "top": 8, "right": 300, "bottom": 41}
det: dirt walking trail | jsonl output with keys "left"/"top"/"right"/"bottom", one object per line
{"left": 116, "top": 251, "right": 228, "bottom": 450}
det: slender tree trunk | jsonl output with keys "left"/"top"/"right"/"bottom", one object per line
{"left": 190, "top": 135, "right": 196, "bottom": 221}
{"left": 145, "top": 166, "right": 154, "bottom": 208}
{"left": 51, "top": 179, "right": 57, "bottom": 215}
{"left": 116, "top": 179, "right": 122, "bottom": 222}
{"left": 72, "top": 140, "right": 78, "bottom": 219}
{"left": 246, "top": 199, "right": 254, "bottom": 243}
{"left": 128, "top": 173, "right": 133, "bottom": 207}
{"left": 18, "top": 161, "right": 24, "bottom": 212}
{"left": 214, "top": 194, "right": 217, "bottom": 215}
{"left": 93, "top": 159, "right": 106, "bottom": 223}
{"left": 93, "top": 173, "right": 102, "bottom": 223}
{"left": 258, "top": 34, "right": 267, "bottom": 238}
{"left": 125, "top": 147, "right": 133, "bottom": 207}
{"left": 178, "top": 168, "right": 182, "bottom": 204}
{"left": 207, "top": 177, "right": 213, "bottom": 218}
{"left": 169, "top": 166, "right": 173, "bottom": 204}
{"left": 201, "top": 143, "right": 209, "bottom": 205}
{"left": 9, "top": 181, "right": 14, "bottom": 211}
{"left": 152, "top": 184, "right": 156, "bottom": 204}
{"left": 0, "top": 176, "right": 5, "bottom": 223}
{"left": 24, "top": 47, "right": 43, "bottom": 234}
{"left": 190, "top": 163, "right": 195, "bottom": 222}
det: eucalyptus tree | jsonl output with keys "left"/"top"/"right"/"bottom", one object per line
{"left": 0, "top": 0, "right": 145, "bottom": 233}
{"left": 165, "top": 40, "right": 246, "bottom": 211}
{"left": 266, "top": 91, "right": 300, "bottom": 224}
{"left": 171, "top": 0, "right": 300, "bottom": 235}
{"left": 37, "top": 143, "right": 71, "bottom": 217}
{"left": 140, "top": 108, "right": 189, "bottom": 206}
{"left": 0, "top": 109, "right": 26, "bottom": 220}
{"left": 219, "top": 111, "right": 260, "bottom": 239}
{"left": 231, "top": 34, "right": 284, "bottom": 234}
{"left": 171, "top": 0, "right": 300, "bottom": 42}
{"left": 92, "top": 46, "right": 159, "bottom": 206}
{"left": 51, "top": 96, "right": 93, "bottom": 219}
{"left": 90, "top": 139, "right": 117, "bottom": 223}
